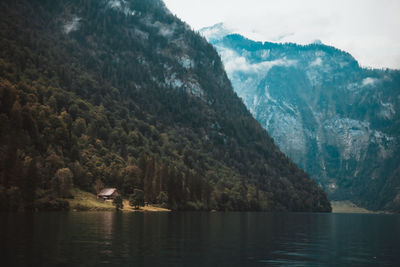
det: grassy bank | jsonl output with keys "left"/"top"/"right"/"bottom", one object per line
{"left": 68, "top": 189, "right": 115, "bottom": 211}
{"left": 67, "top": 189, "right": 171, "bottom": 212}
{"left": 121, "top": 200, "right": 170, "bottom": 212}
{"left": 331, "top": 201, "right": 375, "bottom": 214}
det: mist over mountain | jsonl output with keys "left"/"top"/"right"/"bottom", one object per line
{"left": 0, "top": 0, "right": 331, "bottom": 212}
{"left": 202, "top": 23, "right": 400, "bottom": 212}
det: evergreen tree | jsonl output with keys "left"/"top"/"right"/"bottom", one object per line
{"left": 51, "top": 168, "right": 73, "bottom": 198}
{"left": 22, "top": 158, "right": 37, "bottom": 211}
{"left": 129, "top": 189, "right": 145, "bottom": 209}
{"left": 113, "top": 195, "right": 123, "bottom": 211}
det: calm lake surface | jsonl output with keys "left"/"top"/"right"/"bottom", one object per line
{"left": 1, "top": 212, "right": 399, "bottom": 266}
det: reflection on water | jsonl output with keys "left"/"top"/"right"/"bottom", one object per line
{"left": 1, "top": 212, "right": 399, "bottom": 266}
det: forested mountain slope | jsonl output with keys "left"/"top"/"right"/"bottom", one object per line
{"left": 202, "top": 23, "right": 400, "bottom": 212}
{"left": 0, "top": 0, "right": 330, "bottom": 212}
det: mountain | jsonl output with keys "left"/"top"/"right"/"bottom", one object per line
{"left": 0, "top": 0, "right": 331, "bottom": 212}
{"left": 201, "top": 24, "right": 400, "bottom": 212}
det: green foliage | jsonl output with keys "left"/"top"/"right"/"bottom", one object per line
{"left": 129, "top": 189, "right": 145, "bottom": 209}
{"left": 35, "top": 198, "right": 70, "bottom": 211}
{"left": 113, "top": 195, "right": 123, "bottom": 210}
{"left": 157, "top": 191, "right": 168, "bottom": 208}
{"left": 0, "top": 0, "right": 331, "bottom": 212}
{"left": 51, "top": 168, "right": 74, "bottom": 198}
{"left": 21, "top": 158, "right": 38, "bottom": 211}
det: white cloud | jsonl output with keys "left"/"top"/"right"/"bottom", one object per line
{"left": 164, "top": 0, "right": 400, "bottom": 69}
{"left": 310, "top": 57, "right": 323, "bottom": 67}
{"left": 154, "top": 21, "right": 175, "bottom": 37}
{"left": 362, "top": 77, "right": 379, "bottom": 87}
{"left": 107, "top": 0, "right": 135, "bottom": 16}
{"left": 218, "top": 46, "right": 297, "bottom": 74}
{"left": 63, "top": 16, "right": 81, "bottom": 34}
{"left": 108, "top": 0, "right": 123, "bottom": 9}
{"left": 200, "top": 23, "right": 232, "bottom": 41}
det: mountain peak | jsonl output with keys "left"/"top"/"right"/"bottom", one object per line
{"left": 200, "top": 22, "right": 232, "bottom": 42}
{"left": 312, "top": 39, "right": 323, "bottom": 45}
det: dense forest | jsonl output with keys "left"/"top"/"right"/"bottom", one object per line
{"left": 0, "top": 0, "right": 331, "bottom": 212}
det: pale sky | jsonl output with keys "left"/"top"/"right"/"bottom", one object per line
{"left": 163, "top": 0, "right": 400, "bottom": 69}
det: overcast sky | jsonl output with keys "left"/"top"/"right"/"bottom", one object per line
{"left": 163, "top": 0, "right": 400, "bottom": 69}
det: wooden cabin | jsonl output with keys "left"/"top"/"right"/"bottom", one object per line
{"left": 97, "top": 188, "right": 119, "bottom": 201}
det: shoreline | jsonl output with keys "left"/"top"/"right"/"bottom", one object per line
{"left": 67, "top": 189, "right": 171, "bottom": 212}
{"left": 121, "top": 200, "right": 171, "bottom": 212}
{"left": 330, "top": 201, "right": 388, "bottom": 214}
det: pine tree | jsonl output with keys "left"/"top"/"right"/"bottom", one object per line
{"left": 22, "top": 158, "right": 37, "bottom": 211}
{"left": 113, "top": 195, "right": 123, "bottom": 211}
{"left": 129, "top": 189, "right": 144, "bottom": 209}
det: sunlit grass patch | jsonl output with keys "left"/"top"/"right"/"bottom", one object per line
{"left": 68, "top": 188, "right": 114, "bottom": 211}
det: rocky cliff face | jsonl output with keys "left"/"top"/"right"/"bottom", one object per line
{"left": 202, "top": 24, "right": 400, "bottom": 211}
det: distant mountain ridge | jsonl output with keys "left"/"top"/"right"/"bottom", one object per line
{"left": 202, "top": 23, "right": 400, "bottom": 212}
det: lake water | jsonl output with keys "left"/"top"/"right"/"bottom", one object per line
{"left": 1, "top": 212, "right": 399, "bottom": 266}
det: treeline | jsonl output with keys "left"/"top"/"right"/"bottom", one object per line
{"left": 221, "top": 34, "right": 359, "bottom": 67}
{"left": 0, "top": 0, "right": 331, "bottom": 212}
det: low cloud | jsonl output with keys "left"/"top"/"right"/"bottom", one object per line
{"left": 154, "top": 21, "right": 175, "bottom": 38}
{"left": 217, "top": 47, "right": 297, "bottom": 75}
{"left": 361, "top": 77, "right": 378, "bottom": 87}
{"left": 63, "top": 16, "right": 81, "bottom": 34}
{"left": 107, "top": 0, "right": 135, "bottom": 16}
{"left": 164, "top": 0, "right": 400, "bottom": 69}
{"left": 310, "top": 57, "right": 323, "bottom": 67}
